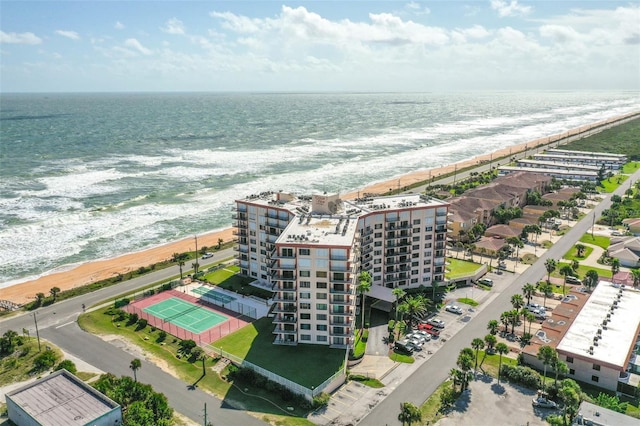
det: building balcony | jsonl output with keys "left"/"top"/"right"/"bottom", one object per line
{"left": 330, "top": 297, "right": 353, "bottom": 306}
{"left": 269, "top": 273, "right": 296, "bottom": 282}
{"left": 272, "top": 304, "right": 297, "bottom": 313}
{"left": 330, "top": 264, "right": 350, "bottom": 272}
{"left": 436, "top": 211, "right": 448, "bottom": 217}
{"left": 330, "top": 319, "right": 353, "bottom": 327}
{"left": 232, "top": 220, "right": 248, "bottom": 228}
{"left": 270, "top": 262, "right": 296, "bottom": 271}
{"left": 330, "top": 327, "right": 351, "bottom": 337}
{"left": 273, "top": 338, "right": 297, "bottom": 346}
{"left": 435, "top": 225, "right": 447, "bottom": 232}
{"left": 232, "top": 212, "right": 247, "bottom": 220}
{"left": 273, "top": 295, "right": 297, "bottom": 303}
{"left": 273, "top": 326, "right": 297, "bottom": 334}
{"left": 238, "top": 260, "right": 249, "bottom": 269}
{"left": 330, "top": 285, "right": 352, "bottom": 294}
{"left": 233, "top": 246, "right": 249, "bottom": 253}
{"left": 232, "top": 229, "right": 248, "bottom": 237}
{"left": 331, "top": 308, "right": 354, "bottom": 316}
{"left": 273, "top": 314, "right": 297, "bottom": 324}
{"left": 274, "top": 285, "right": 297, "bottom": 292}
{"left": 330, "top": 277, "right": 351, "bottom": 284}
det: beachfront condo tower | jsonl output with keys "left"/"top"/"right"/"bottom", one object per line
{"left": 233, "top": 192, "right": 449, "bottom": 347}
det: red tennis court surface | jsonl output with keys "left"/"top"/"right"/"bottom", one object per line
{"left": 125, "top": 289, "right": 250, "bottom": 345}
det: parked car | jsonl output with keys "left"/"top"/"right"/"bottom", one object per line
{"left": 478, "top": 278, "right": 494, "bottom": 287}
{"left": 445, "top": 305, "right": 463, "bottom": 315}
{"left": 202, "top": 252, "right": 214, "bottom": 259}
{"left": 414, "top": 330, "right": 432, "bottom": 341}
{"left": 525, "top": 303, "right": 543, "bottom": 312}
{"left": 418, "top": 323, "right": 441, "bottom": 337}
{"left": 566, "top": 275, "right": 582, "bottom": 285}
{"left": 427, "top": 318, "right": 446, "bottom": 328}
{"left": 395, "top": 339, "right": 414, "bottom": 354}
{"left": 532, "top": 309, "right": 546, "bottom": 320}
{"left": 532, "top": 397, "right": 557, "bottom": 409}
{"left": 612, "top": 231, "right": 624, "bottom": 236}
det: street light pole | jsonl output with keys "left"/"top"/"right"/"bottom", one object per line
{"left": 194, "top": 235, "right": 199, "bottom": 274}
{"left": 32, "top": 311, "right": 41, "bottom": 352}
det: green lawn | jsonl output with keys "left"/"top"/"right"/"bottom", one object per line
{"left": 553, "top": 262, "right": 613, "bottom": 280}
{"left": 203, "top": 267, "right": 272, "bottom": 299}
{"left": 210, "top": 317, "right": 345, "bottom": 388}
{"left": 623, "top": 162, "right": 640, "bottom": 174}
{"left": 598, "top": 175, "right": 628, "bottom": 193}
{"left": 478, "top": 351, "right": 518, "bottom": 377}
{"left": 579, "top": 234, "right": 611, "bottom": 250}
{"left": 445, "top": 258, "right": 483, "bottom": 280}
{"left": 563, "top": 245, "right": 594, "bottom": 261}
{"left": 457, "top": 297, "right": 478, "bottom": 307}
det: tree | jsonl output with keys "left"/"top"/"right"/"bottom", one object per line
{"left": 525, "top": 312, "right": 536, "bottom": 335}
{"left": 594, "top": 393, "right": 628, "bottom": 413}
{"left": 551, "top": 358, "right": 569, "bottom": 387}
{"left": 537, "top": 345, "right": 557, "bottom": 392}
{"left": 559, "top": 379, "right": 582, "bottom": 425}
{"left": 575, "top": 244, "right": 586, "bottom": 257}
{"left": 49, "top": 286, "right": 61, "bottom": 302}
{"left": 584, "top": 269, "right": 599, "bottom": 291}
{"left": 217, "top": 238, "right": 224, "bottom": 249}
{"left": 611, "top": 257, "right": 620, "bottom": 279}
{"left": 496, "top": 343, "right": 509, "bottom": 384}
{"left": 539, "top": 282, "right": 553, "bottom": 309}
{"left": 510, "top": 294, "right": 524, "bottom": 311}
{"left": 480, "top": 334, "right": 497, "bottom": 368}
{"left": 398, "top": 402, "right": 422, "bottom": 426}
{"left": 508, "top": 309, "right": 519, "bottom": 335}
{"left": 457, "top": 349, "right": 474, "bottom": 390}
{"left": 130, "top": 358, "right": 142, "bottom": 382}
{"left": 559, "top": 265, "right": 575, "bottom": 295}
{"left": 191, "top": 347, "right": 207, "bottom": 376}
{"left": 178, "top": 339, "right": 197, "bottom": 356}
{"left": 471, "top": 338, "right": 485, "bottom": 376}
{"left": 487, "top": 319, "right": 499, "bottom": 335}
{"left": 499, "top": 312, "right": 509, "bottom": 334}
{"left": 522, "top": 283, "right": 535, "bottom": 305}
{"left": 399, "top": 295, "right": 430, "bottom": 329}
{"left": 33, "top": 350, "right": 58, "bottom": 372}
{"left": 632, "top": 269, "right": 640, "bottom": 288}
{"left": 0, "top": 330, "right": 19, "bottom": 355}
{"left": 545, "top": 259, "right": 557, "bottom": 285}
{"left": 357, "top": 272, "right": 372, "bottom": 333}
{"left": 178, "top": 260, "right": 185, "bottom": 279}
{"left": 35, "top": 292, "right": 45, "bottom": 307}
{"left": 392, "top": 288, "right": 406, "bottom": 323}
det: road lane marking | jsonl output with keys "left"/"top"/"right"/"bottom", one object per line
{"left": 55, "top": 321, "right": 75, "bottom": 329}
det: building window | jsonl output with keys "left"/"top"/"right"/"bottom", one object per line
{"left": 374, "top": 241, "right": 382, "bottom": 247}
{"left": 569, "top": 369, "right": 575, "bottom": 375}
{"left": 299, "top": 248, "right": 310, "bottom": 255}
{"left": 374, "top": 267, "right": 381, "bottom": 272}
{"left": 300, "top": 313, "right": 311, "bottom": 320}
{"left": 316, "top": 314, "right": 327, "bottom": 321}
{"left": 317, "top": 324, "right": 328, "bottom": 331}
{"left": 300, "top": 292, "right": 311, "bottom": 299}
{"left": 300, "top": 323, "right": 311, "bottom": 330}
{"left": 413, "top": 219, "right": 421, "bottom": 225}
{"left": 282, "top": 248, "right": 293, "bottom": 257}
{"left": 374, "top": 250, "right": 382, "bottom": 256}
{"left": 375, "top": 224, "right": 382, "bottom": 229}
{"left": 317, "top": 282, "right": 327, "bottom": 289}
{"left": 374, "top": 232, "right": 382, "bottom": 238}
{"left": 566, "top": 357, "right": 573, "bottom": 363}
{"left": 374, "top": 259, "right": 382, "bottom": 264}
{"left": 317, "top": 335, "right": 328, "bottom": 342}
{"left": 301, "top": 334, "right": 311, "bottom": 341}
{"left": 300, "top": 281, "right": 311, "bottom": 288}
{"left": 316, "top": 303, "right": 327, "bottom": 310}
{"left": 300, "top": 271, "right": 310, "bottom": 277}
{"left": 300, "top": 303, "right": 311, "bottom": 309}
{"left": 591, "top": 375, "right": 599, "bottom": 383}
{"left": 592, "top": 364, "right": 600, "bottom": 371}
{"left": 317, "top": 292, "right": 327, "bottom": 300}
{"left": 316, "top": 271, "right": 328, "bottom": 278}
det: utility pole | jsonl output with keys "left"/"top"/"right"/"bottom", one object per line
{"left": 194, "top": 235, "right": 199, "bottom": 274}
{"left": 203, "top": 402, "right": 207, "bottom": 426}
{"left": 32, "top": 311, "right": 41, "bottom": 352}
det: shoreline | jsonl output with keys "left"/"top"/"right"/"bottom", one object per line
{"left": 1, "top": 111, "right": 638, "bottom": 305}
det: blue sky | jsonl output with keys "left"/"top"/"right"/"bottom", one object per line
{"left": 1, "top": 1, "right": 639, "bottom": 92}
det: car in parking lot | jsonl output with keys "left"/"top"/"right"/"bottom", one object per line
{"left": 525, "top": 303, "right": 543, "bottom": 312}
{"left": 418, "top": 323, "right": 441, "bottom": 337}
{"left": 478, "top": 278, "right": 494, "bottom": 287}
{"left": 426, "top": 318, "right": 445, "bottom": 328}
{"left": 565, "top": 275, "right": 582, "bottom": 285}
{"left": 395, "top": 339, "right": 414, "bottom": 354}
{"left": 414, "top": 330, "right": 432, "bottom": 341}
{"left": 445, "top": 305, "right": 463, "bottom": 315}
{"left": 532, "top": 396, "right": 557, "bottom": 409}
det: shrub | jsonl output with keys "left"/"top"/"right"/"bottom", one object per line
{"left": 156, "top": 331, "right": 167, "bottom": 343}
{"left": 388, "top": 320, "right": 395, "bottom": 332}
{"left": 500, "top": 364, "right": 540, "bottom": 389}
{"left": 439, "top": 386, "right": 458, "bottom": 412}
{"left": 135, "top": 319, "right": 148, "bottom": 331}
{"left": 55, "top": 359, "right": 77, "bottom": 374}
{"left": 313, "top": 392, "right": 331, "bottom": 408}
{"left": 126, "top": 313, "right": 139, "bottom": 325}
{"left": 33, "top": 350, "right": 57, "bottom": 372}
{"left": 114, "top": 298, "right": 130, "bottom": 308}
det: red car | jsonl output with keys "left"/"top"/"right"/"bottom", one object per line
{"left": 418, "top": 323, "right": 440, "bottom": 337}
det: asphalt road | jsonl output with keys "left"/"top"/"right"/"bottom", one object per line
{"left": 359, "top": 169, "right": 640, "bottom": 425}
{"left": 0, "top": 248, "right": 268, "bottom": 426}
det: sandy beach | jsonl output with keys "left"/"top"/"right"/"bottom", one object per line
{"left": 1, "top": 113, "right": 635, "bottom": 305}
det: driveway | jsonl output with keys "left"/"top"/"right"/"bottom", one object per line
{"left": 436, "top": 377, "right": 550, "bottom": 426}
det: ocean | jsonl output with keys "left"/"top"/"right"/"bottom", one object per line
{"left": 1, "top": 91, "right": 639, "bottom": 288}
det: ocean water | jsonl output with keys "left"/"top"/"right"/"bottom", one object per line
{"left": 1, "top": 91, "right": 639, "bottom": 287}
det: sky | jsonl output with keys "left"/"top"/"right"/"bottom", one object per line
{"left": 1, "top": 1, "right": 639, "bottom": 92}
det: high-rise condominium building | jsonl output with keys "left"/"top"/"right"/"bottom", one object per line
{"left": 233, "top": 192, "right": 449, "bottom": 348}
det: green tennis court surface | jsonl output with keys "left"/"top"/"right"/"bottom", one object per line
{"left": 192, "top": 286, "right": 237, "bottom": 304}
{"left": 143, "top": 297, "right": 228, "bottom": 334}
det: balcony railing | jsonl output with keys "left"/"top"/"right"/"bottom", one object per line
{"left": 273, "top": 295, "right": 297, "bottom": 303}
{"left": 273, "top": 315, "right": 297, "bottom": 324}
{"left": 273, "top": 326, "right": 297, "bottom": 334}
{"left": 273, "top": 338, "right": 297, "bottom": 345}
{"left": 272, "top": 304, "right": 297, "bottom": 313}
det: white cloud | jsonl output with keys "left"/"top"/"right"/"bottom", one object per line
{"left": 115, "top": 21, "right": 125, "bottom": 30}
{"left": 0, "top": 30, "right": 42, "bottom": 45}
{"left": 124, "top": 38, "right": 152, "bottom": 55}
{"left": 490, "top": 0, "right": 532, "bottom": 18}
{"left": 405, "top": 2, "right": 430, "bottom": 15}
{"left": 55, "top": 30, "right": 80, "bottom": 40}
{"left": 162, "top": 18, "right": 185, "bottom": 35}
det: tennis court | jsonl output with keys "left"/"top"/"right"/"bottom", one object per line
{"left": 191, "top": 286, "right": 237, "bottom": 304}
{"left": 143, "top": 297, "right": 228, "bottom": 334}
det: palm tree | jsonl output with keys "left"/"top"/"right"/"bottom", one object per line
{"left": 457, "top": 349, "right": 474, "bottom": 390}
{"left": 510, "top": 294, "right": 524, "bottom": 311}
{"left": 471, "top": 338, "right": 485, "bottom": 375}
{"left": 584, "top": 269, "right": 599, "bottom": 291}
{"left": 487, "top": 319, "right": 499, "bottom": 335}
{"left": 449, "top": 368, "right": 462, "bottom": 392}
{"left": 611, "top": 258, "right": 620, "bottom": 281}
{"left": 400, "top": 295, "right": 430, "bottom": 329}
{"left": 545, "top": 259, "right": 557, "bottom": 285}
{"left": 526, "top": 312, "right": 536, "bottom": 335}
{"left": 455, "top": 241, "right": 464, "bottom": 259}
{"left": 480, "top": 334, "right": 497, "bottom": 368}
{"left": 632, "top": 269, "right": 640, "bottom": 288}
{"left": 508, "top": 309, "right": 519, "bottom": 335}
{"left": 559, "top": 265, "right": 574, "bottom": 295}
{"left": 130, "top": 358, "right": 142, "bottom": 382}
{"left": 551, "top": 357, "right": 568, "bottom": 386}
{"left": 537, "top": 345, "right": 557, "bottom": 392}
{"left": 35, "top": 292, "right": 45, "bottom": 307}
{"left": 398, "top": 402, "right": 422, "bottom": 426}
{"left": 178, "top": 260, "right": 185, "bottom": 279}
{"left": 539, "top": 282, "right": 553, "bottom": 309}
{"left": 49, "top": 287, "right": 61, "bottom": 302}
{"left": 357, "top": 272, "right": 372, "bottom": 334}
{"left": 499, "top": 312, "right": 509, "bottom": 334}
{"left": 575, "top": 244, "right": 586, "bottom": 257}
{"left": 392, "top": 288, "right": 406, "bottom": 323}
{"left": 217, "top": 238, "right": 224, "bottom": 249}
{"left": 522, "top": 283, "right": 535, "bottom": 305}
{"left": 496, "top": 343, "right": 509, "bottom": 384}
{"left": 466, "top": 243, "right": 476, "bottom": 262}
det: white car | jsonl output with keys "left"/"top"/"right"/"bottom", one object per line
{"left": 414, "top": 330, "right": 432, "bottom": 341}
{"left": 427, "top": 318, "right": 446, "bottom": 328}
{"left": 445, "top": 305, "right": 463, "bottom": 315}
{"left": 201, "top": 252, "right": 214, "bottom": 259}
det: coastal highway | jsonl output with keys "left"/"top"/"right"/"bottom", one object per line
{"left": 0, "top": 247, "right": 270, "bottom": 426}
{"left": 358, "top": 168, "right": 640, "bottom": 425}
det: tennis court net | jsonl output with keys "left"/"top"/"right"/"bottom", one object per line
{"left": 163, "top": 304, "right": 201, "bottom": 323}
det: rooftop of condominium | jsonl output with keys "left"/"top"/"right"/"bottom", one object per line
{"left": 278, "top": 214, "right": 359, "bottom": 247}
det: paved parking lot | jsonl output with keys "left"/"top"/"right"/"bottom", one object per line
{"left": 436, "top": 376, "right": 554, "bottom": 426}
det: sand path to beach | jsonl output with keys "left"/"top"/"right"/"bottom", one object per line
{"left": 1, "top": 114, "right": 633, "bottom": 305}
